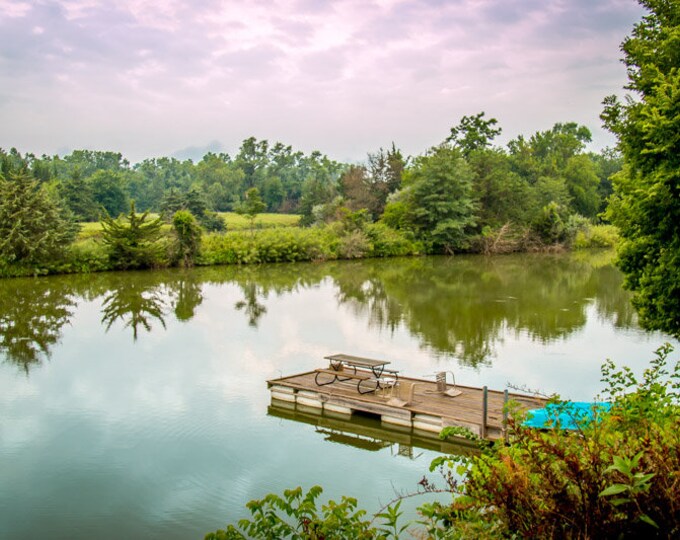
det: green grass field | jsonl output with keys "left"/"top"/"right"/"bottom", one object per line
{"left": 218, "top": 212, "right": 300, "bottom": 229}
{"left": 77, "top": 213, "right": 300, "bottom": 239}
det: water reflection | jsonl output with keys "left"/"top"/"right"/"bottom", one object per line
{"left": 0, "top": 251, "right": 640, "bottom": 371}
{"left": 235, "top": 283, "right": 268, "bottom": 327}
{"left": 328, "top": 253, "right": 637, "bottom": 365}
{"left": 101, "top": 278, "right": 168, "bottom": 340}
{"left": 0, "top": 279, "right": 76, "bottom": 372}
{"left": 268, "top": 399, "right": 475, "bottom": 457}
{"left": 169, "top": 276, "right": 204, "bottom": 322}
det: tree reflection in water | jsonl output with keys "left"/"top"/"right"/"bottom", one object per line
{"left": 168, "top": 275, "right": 203, "bottom": 322}
{"left": 0, "top": 277, "right": 76, "bottom": 373}
{"left": 0, "top": 251, "right": 639, "bottom": 371}
{"left": 328, "top": 252, "right": 637, "bottom": 366}
{"left": 235, "top": 283, "right": 268, "bottom": 327}
{"left": 101, "top": 281, "right": 168, "bottom": 340}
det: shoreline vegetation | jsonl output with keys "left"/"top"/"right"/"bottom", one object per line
{"left": 2, "top": 109, "right": 625, "bottom": 280}
{"left": 0, "top": 211, "right": 619, "bottom": 278}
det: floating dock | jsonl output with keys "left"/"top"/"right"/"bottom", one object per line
{"left": 267, "top": 370, "right": 547, "bottom": 441}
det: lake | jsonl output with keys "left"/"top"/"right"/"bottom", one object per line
{"left": 0, "top": 252, "right": 675, "bottom": 539}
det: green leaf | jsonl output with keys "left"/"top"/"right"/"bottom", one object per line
{"left": 600, "top": 484, "right": 629, "bottom": 497}
{"left": 639, "top": 514, "right": 659, "bottom": 529}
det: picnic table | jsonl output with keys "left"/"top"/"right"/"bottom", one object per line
{"left": 314, "top": 354, "right": 398, "bottom": 394}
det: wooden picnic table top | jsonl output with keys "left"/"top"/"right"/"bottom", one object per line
{"left": 324, "top": 354, "right": 390, "bottom": 369}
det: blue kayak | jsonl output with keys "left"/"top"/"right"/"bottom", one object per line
{"left": 524, "top": 401, "right": 612, "bottom": 430}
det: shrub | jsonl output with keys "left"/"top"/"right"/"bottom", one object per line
{"left": 573, "top": 224, "right": 620, "bottom": 249}
{"left": 336, "top": 230, "right": 371, "bottom": 259}
{"left": 199, "top": 227, "right": 337, "bottom": 265}
{"left": 172, "top": 210, "right": 202, "bottom": 267}
{"left": 364, "top": 223, "right": 419, "bottom": 257}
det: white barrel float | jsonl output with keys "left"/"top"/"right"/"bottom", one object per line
{"left": 324, "top": 402, "right": 353, "bottom": 416}
{"left": 296, "top": 390, "right": 323, "bottom": 408}
{"left": 382, "top": 415, "right": 412, "bottom": 428}
{"left": 413, "top": 413, "right": 442, "bottom": 433}
{"left": 270, "top": 385, "right": 296, "bottom": 403}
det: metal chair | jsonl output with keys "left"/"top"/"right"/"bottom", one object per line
{"left": 425, "top": 371, "right": 462, "bottom": 397}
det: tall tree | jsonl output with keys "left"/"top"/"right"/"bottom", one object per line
{"left": 403, "top": 145, "right": 477, "bottom": 253}
{"left": 447, "top": 112, "right": 502, "bottom": 156}
{"left": 0, "top": 171, "right": 77, "bottom": 265}
{"left": 89, "top": 170, "right": 129, "bottom": 217}
{"left": 59, "top": 168, "right": 98, "bottom": 221}
{"left": 602, "top": 0, "right": 680, "bottom": 337}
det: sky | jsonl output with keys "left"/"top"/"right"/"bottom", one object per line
{"left": 0, "top": 0, "right": 645, "bottom": 164}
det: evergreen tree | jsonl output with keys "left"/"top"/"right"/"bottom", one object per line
{"left": 100, "top": 201, "right": 164, "bottom": 269}
{"left": 0, "top": 171, "right": 77, "bottom": 265}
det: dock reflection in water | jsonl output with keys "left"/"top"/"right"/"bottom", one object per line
{"left": 268, "top": 398, "right": 479, "bottom": 457}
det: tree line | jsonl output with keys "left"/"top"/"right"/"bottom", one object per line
{"left": 0, "top": 116, "right": 620, "bottom": 252}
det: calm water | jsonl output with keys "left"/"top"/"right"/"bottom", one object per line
{"left": 0, "top": 252, "right": 676, "bottom": 539}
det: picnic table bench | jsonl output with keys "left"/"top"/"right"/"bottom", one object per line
{"left": 314, "top": 354, "right": 399, "bottom": 394}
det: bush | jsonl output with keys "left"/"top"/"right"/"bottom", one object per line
{"left": 199, "top": 227, "right": 337, "bottom": 265}
{"left": 364, "top": 223, "right": 420, "bottom": 257}
{"left": 60, "top": 239, "right": 111, "bottom": 273}
{"left": 336, "top": 230, "right": 371, "bottom": 259}
{"left": 573, "top": 224, "right": 620, "bottom": 249}
{"left": 199, "top": 224, "right": 420, "bottom": 266}
{"left": 172, "top": 210, "right": 202, "bottom": 267}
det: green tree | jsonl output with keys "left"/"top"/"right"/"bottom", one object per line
{"left": 403, "top": 145, "right": 477, "bottom": 253}
{"left": 236, "top": 187, "right": 267, "bottom": 231}
{"left": 447, "top": 112, "right": 502, "bottom": 156}
{"left": 159, "top": 188, "right": 185, "bottom": 218}
{"left": 59, "top": 168, "right": 98, "bottom": 221}
{"left": 602, "top": 0, "right": 680, "bottom": 337}
{"left": 467, "top": 148, "right": 533, "bottom": 229}
{"left": 172, "top": 210, "right": 202, "bottom": 267}
{"left": 589, "top": 147, "right": 624, "bottom": 213}
{"left": 0, "top": 171, "right": 77, "bottom": 265}
{"left": 100, "top": 201, "right": 165, "bottom": 269}
{"left": 563, "top": 154, "right": 601, "bottom": 218}
{"left": 89, "top": 170, "right": 129, "bottom": 217}
{"left": 195, "top": 152, "right": 244, "bottom": 211}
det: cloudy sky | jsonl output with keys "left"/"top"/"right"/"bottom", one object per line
{"left": 0, "top": 0, "right": 643, "bottom": 163}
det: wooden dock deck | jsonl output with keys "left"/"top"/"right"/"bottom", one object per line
{"left": 267, "top": 370, "right": 548, "bottom": 441}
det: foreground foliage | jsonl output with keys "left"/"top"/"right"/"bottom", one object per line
{"left": 207, "top": 344, "right": 679, "bottom": 539}
{"left": 438, "top": 344, "right": 679, "bottom": 539}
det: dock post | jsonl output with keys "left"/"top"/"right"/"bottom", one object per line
{"left": 503, "top": 389, "right": 509, "bottom": 443}
{"left": 482, "top": 386, "right": 488, "bottom": 439}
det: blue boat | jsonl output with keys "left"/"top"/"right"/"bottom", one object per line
{"left": 523, "top": 401, "right": 612, "bottom": 430}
